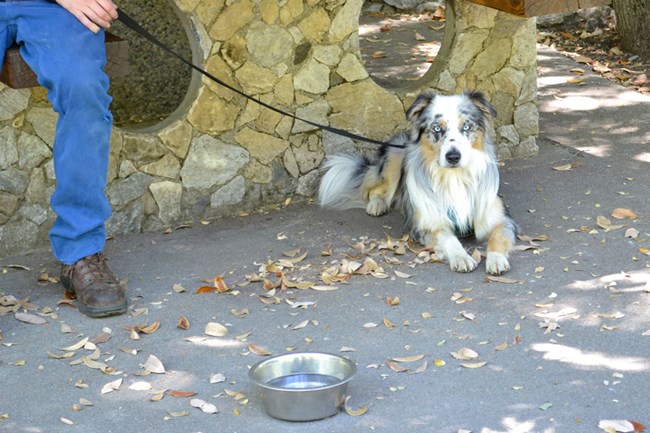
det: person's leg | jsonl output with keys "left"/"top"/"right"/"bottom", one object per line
{"left": 13, "top": 1, "right": 126, "bottom": 317}
{"left": 0, "top": 9, "right": 18, "bottom": 82}
{"left": 15, "top": 2, "right": 112, "bottom": 264}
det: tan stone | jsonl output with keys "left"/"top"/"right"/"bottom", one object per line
{"left": 510, "top": 19, "right": 537, "bottom": 70}
{"left": 158, "top": 121, "right": 193, "bottom": 159}
{"left": 175, "top": 0, "right": 201, "bottom": 13}
{"left": 297, "top": 8, "right": 331, "bottom": 42}
{"left": 209, "top": 0, "right": 254, "bottom": 41}
{"left": 283, "top": 148, "right": 300, "bottom": 178}
{"left": 140, "top": 154, "right": 181, "bottom": 179}
{"left": 274, "top": 75, "right": 295, "bottom": 107}
{"left": 235, "top": 62, "right": 280, "bottom": 95}
{"left": 336, "top": 53, "right": 369, "bottom": 82}
{"left": 491, "top": 67, "right": 525, "bottom": 99}
{"left": 327, "top": 0, "right": 362, "bottom": 43}
{"left": 256, "top": 94, "right": 283, "bottom": 134}
{"left": 276, "top": 116, "right": 294, "bottom": 139}
{"left": 447, "top": 31, "right": 489, "bottom": 75}
{"left": 195, "top": 0, "right": 225, "bottom": 26}
{"left": 291, "top": 134, "right": 324, "bottom": 173}
{"left": 108, "top": 130, "right": 123, "bottom": 183}
{"left": 121, "top": 133, "right": 167, "bottom": 163}
{"left": 235, "top": 127, "right": 289, "bottom": 163}
{"left": 327, "top": 80, "right": 404, "bottom": 140}
{"left": 294, "top": 59, "right": 330, "bottom": 94}
{"left": 204, "top": 55, "right": 238, "bottom": 101}
{"left": 260, "top": 0, "right": 279, "bottom": 24}
{"left": 244, "top": 159, "right": 273, "bottom": 183}
{"left": 246, "top": 24, "right": 294, "bottom": 68}
{"left": 280, "top": 0, "right": 304, "bottom": 25}
{"left": 313, "top": 45, "right": 341, "bottom": 66}
{"left": 187, "top": 88, "right": 241, "bottom": 133}
{"left": 221, "top": 35, "right": 247, "bottom": 69}
{"left": 472, "top": 38, "right": 512, "bottom": 80}
{"left": 237, "top": 99, "right": 261, "bottom": 127}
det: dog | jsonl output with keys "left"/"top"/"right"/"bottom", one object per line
{"left": 318, "top": 90, "right": 517, "bottom": 275}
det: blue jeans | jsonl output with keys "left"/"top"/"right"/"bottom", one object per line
{"left": 1, "top": 0, "right": 113, "bottom": 265}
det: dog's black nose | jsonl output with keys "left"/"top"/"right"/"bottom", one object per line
{"left": 445, "top": 149, "right": 461, "bottom": 165}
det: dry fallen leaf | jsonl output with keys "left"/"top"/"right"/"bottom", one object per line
{"left": 460, "top": 361, "right": 487, "bottom": 369}
{"left": 138, "top": 320, "right": 161, "bottom": 334}
{"left": 169, "top": 390, "right": 197, "bottom": 398}
{"left": 129, "top": 381, "right": 153, "bottom": 391}
{"left": 598, "top": 419, "right": 635, "bottom": 433}
{"left": 177, "top": 315, "right": 190, "bottom": 330}
{"left": 204, "top": 322, "right": 229, "bottom": 337}
{"left": 248, "top": 343, "right": 272, "bottom": 356}
{"left": 451, "top": 348, "right": 479, "bottom": 360}
{"left": 61, "top": 337, "right": 89, "bottom": 351}
{"left": 291, "top": 320, "right": 309, "bottom": 331}
{"left": 386, "top": 296, "right": 400, "bottom": 306}
{"left": 484, "top": 276, "right": 521, "bottom": 284}
{"left": 391, "top": 354, "right": 425, "bottom": 363}
{"left": 15, "top": 312, "right": 47, "bottom": 325}
{"left": 210, "top": 373, "right": 226, "bottom": 384}
{"left": 344, "top": 396, "right": 368, "bottom": 416}
{"left": 144, "top": 354, "right": 166, "bottom": 374}
{"left": 172, "top": 283, "right": 186, "bottom": 293}
{"left": 552, "top": 162, "right": 581, "bottom": 171}
{"left": 100, "top": 378, "right": 122, "bottom": 394}
{"left": 611, "top": 208, "right": 638, "bottom": 220}
{"left": 190, "top": 398, "right": 218, "bottom": 414}
{"left": 386, "top": 361, "right": 408, "bottom": 372}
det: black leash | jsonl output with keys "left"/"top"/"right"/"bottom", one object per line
{"left": 115, "top": 9, "right": 404, "bottom": 149}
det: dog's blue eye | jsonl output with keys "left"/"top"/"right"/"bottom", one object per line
{"left": 462, "top": 124, "right": 471, "bottom": 132}
{"left": 432, "top": 126, "right": 442, "bottom": 133}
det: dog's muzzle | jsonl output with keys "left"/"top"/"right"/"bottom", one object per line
{"left": 445, "top": 148, "right": 461, "bottom": 166}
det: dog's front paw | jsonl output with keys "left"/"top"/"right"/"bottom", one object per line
{"left": 486, "top": 252, "right": 510, "bottom": 275}
{"left": 448, "top": 253, "right": 477, "bottom": 273}
{"left": 366, "top": 196, "right": 389, "bottom": 216}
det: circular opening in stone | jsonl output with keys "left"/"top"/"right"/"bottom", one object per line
{"left": 359, "top": 0, "right": 447, "bottom": 88}
{"left": 108, "top": 0, "right": 198, "bottom": 129}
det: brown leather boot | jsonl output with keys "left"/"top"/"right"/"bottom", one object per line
{"left": 60, "top": 253, "right": 127, "bottom": 318}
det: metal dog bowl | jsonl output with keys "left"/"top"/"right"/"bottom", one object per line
{"left": 249, "top": 352, "right": 357, "bottom": 421}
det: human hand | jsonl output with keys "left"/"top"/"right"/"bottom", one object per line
{"left": 56, "top": 0, "right": 119, "bottom": 34}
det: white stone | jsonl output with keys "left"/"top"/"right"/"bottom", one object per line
{"left": 210, "top": 175, "right": 246, "bottom": 208}
{"left": 149, "top": 181, "right": 183, "bottom": 224}
{"left": 181, "top": 134, "right": 249, "bottom": 190}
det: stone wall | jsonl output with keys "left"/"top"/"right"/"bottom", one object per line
{"left": 0, "top": 0, "right": 538, "bottom": 257}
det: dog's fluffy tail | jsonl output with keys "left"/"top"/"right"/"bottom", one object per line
{"left": 318, "top": 154, "right": 369, "bottom": 210}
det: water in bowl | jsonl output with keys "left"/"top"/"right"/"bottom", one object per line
{"left": 267, "top": 373, "right": 340, "bottom": 389}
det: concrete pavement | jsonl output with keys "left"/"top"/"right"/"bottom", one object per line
{"left": 1, "top": 47, "right": 649, "bottom": 433}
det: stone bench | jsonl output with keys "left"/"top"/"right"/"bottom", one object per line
{"left": 0, "top": 32, "right": 129, "bottom": 89}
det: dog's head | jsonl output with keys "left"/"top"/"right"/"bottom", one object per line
{"left": 406, "top": 90, "right": 497, "bottom": 169}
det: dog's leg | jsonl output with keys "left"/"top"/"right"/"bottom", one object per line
{"left": 364, "top": 151, "right": 403, "bottom": 216}
{"left": 423, "top": 230, "right": 477, "bottom": 273}
{"left": 485, "top": 223, "right": 515, "bottom": 275}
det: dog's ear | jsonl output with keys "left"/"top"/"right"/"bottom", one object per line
{"left": 406, "top": 91, "right": 436, "bottom": 123}
{"left": 465, "top": 90, "right": 497, "bottom": 119}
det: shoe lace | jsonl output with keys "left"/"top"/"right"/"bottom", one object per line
{"left": 78, "top": 254, "right": 117, "bottom": 283}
